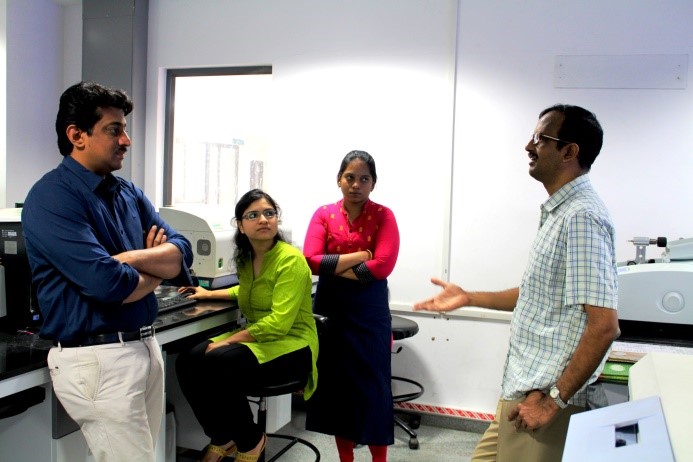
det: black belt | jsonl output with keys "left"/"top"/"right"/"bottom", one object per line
{"left": 53, "top": 325, "right": 155, "bottom": 348}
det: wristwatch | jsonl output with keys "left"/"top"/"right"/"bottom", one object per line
{"left": 549, "top": 385, "right": 568, "bottom": 409}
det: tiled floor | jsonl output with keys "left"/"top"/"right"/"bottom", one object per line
{"left": 177, "top": 407, "right": 486, "bottom": 462}
{"left": 257, "top": 408, "right": 485, "bottom": 462}
{"left": 176, "top": 395, "right": 489, "bottom": 462}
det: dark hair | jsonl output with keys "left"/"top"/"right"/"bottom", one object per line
{"left": 56, "top": 81, "right": 134, "bottom": 156}
{"left": 233, "top": 189, "right": 285, "bottom": 268}
{"left": 337, "top": 150, "right": 378, "bottom": 184}
{"left": 539, "top": 104, "right": 603, "bottom": 170}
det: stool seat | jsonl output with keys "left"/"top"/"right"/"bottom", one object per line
{"left": 248, "top": 380, "right": 305, "bottom": 398}
{"left": 392, "top": 315, "right": 419, "bottom": 340}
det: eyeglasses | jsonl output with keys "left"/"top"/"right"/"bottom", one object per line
{"left": 532, "top": 133, "right": 573, "bottom": 146}
{"left": 241, "top": 209, "right": 278, "bottom": 221}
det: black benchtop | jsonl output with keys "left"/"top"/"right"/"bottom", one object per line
{"left": 0, "top": 332, "right": 52, "bottom": 382}
{"left": 0, "top": 297, "right": 238, "bottom": 384}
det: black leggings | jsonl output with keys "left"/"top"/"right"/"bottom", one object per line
{"left": 176, "top": 340, "right": 311, "bottom": 452}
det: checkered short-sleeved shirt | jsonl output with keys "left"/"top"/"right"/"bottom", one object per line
{"left": 501, "top": 175, "right": 618, "bottom": 407}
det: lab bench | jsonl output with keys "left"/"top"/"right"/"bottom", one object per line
{"left": 0, "top": 298, "right": 240, "bottom": 462}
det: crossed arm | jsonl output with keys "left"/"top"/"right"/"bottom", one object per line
{"left": 114, "top": 225, "right": 184, "bottom": 303}
{"left": 303, "top": 206, "right": 399, "bottom": 281}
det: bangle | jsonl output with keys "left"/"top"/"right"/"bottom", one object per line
{"left": 365, "top": 249, "right": 373, "bottom": 261}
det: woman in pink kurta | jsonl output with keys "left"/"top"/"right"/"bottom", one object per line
{"left": 303, "top": 150, "right": 400, "bottom": 462}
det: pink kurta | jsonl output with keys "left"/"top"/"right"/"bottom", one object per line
{"left": 303, "top": 198, "right": 400, "bottom": 445}
{"left": 303, "top": 199, "right": 399, "bottom": 279}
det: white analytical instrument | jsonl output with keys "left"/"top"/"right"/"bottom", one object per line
{"left": 159, "top": 206, "right": 237, "bottom": 289}
{"left": 617, "top": 237, "right": 693, "bottom": 327}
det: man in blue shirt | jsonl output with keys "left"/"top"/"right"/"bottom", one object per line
{"left": 414, "top": 105, "right": 620, "bottom": 462}
{"left": 22, "top": 82, "right": 193, "bottom": 462}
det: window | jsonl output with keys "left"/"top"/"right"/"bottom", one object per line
{"left": 163, "top": 66, "right": 272, "bottom": 207}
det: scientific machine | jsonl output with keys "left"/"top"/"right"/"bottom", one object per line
{"left": 617, "top": 236, "right": 693, "bottom": 344}
{"left": 158, "top": 205, "right": 237, "bottom": 289}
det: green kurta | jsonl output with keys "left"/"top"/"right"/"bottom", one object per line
{"left": 211, "top": 240, "right": 319, "bottom": 399}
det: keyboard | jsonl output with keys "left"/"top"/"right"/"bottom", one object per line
{"left": 156, "top": 293, "right": 198, "bottom": 314}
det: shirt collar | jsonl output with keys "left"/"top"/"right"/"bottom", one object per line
{"left": 541, "top": 174, "right": 591, "bottom": 214}
{"left": 62, "top": 155, "right": 119, "bottom": 194}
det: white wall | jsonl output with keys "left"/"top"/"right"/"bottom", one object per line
{"left": 0, "top": 0, "right": 80, "bottom": 209}
{"left": 1, "top": 1, "right": 6, "bottom": 208}
{"left": 451, "top": 0, "right": 693, "bottom": 290}
{"left": 393, "top": 313, "right": 510, "bottom": 416}
{"left": 4, "top": 0, "right": 64, "bottom": 208}
{"left": 145, "top": 0, "right": 458, "bottom": 308}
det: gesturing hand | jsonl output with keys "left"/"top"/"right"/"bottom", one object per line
{"left": 413, "top": 278, "right": 470, "bottom": 312}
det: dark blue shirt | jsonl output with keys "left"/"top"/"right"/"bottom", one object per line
{"left": 22, "top": 156, "right": 193, "bottom": 342}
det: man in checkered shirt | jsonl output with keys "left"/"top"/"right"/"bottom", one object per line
{"left": 414, "top": 104, "right": 620, "bottom": 462}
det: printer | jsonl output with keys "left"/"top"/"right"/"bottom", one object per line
{"left": 159, "top": 205, "right": 237, "bottom": 289}
{"left": 617, "top": 236, "right": 693, "bottom": 343}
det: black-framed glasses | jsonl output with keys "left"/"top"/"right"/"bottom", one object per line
{"left": 241, "top": 209, "right": 278, "bottom": 221}
{"left": 532, "top": 133, "right": 572, "bottom": 145}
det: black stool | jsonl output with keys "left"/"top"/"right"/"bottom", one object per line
{"left": 391, "top": 315, "right": 425, "bottom": 450}
{"left": 247, "top": 381, "right": 321, "bottom": 462}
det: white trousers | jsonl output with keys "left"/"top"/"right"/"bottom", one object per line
{"left": 48, "top": 337, "right": 165, "bottom": 462}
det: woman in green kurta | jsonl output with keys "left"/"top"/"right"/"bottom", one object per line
{"left": 176, "top": 189, "right": 318, "bottom": 462}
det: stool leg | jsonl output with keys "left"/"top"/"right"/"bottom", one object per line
{"left": 252, "top": 395, "right": 320, "bottom": 461}
{"left": 394, "top": 415, "right": 420, "bottom": 450}
{"left": 257, "top": 397, "right": 267, "bottom": 462}
{"left": 257, "top": 396, "right": 268, "bottom": 432}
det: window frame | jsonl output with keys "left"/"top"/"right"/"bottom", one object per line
{"left": 163, "top": 65, "right": 273, "bottom": 205}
